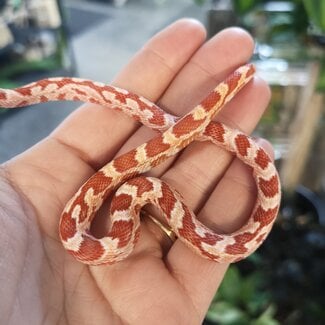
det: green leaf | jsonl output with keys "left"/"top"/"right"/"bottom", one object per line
{"left": 240, "top": 271, "right": 263, "bottom": 303}
{"left": 316, "top": 59, "right": 325, "bottom": 92}
{"left": 217, "top": 266, "right": 243, "bottom": 305}
{"left": 303, "top": 0, "right": 325, "bottom": 32}
{"left": 251, "top": 305, "right": 279, "bottom": 325}
{"left": 207, "top": 301, "right": 249, "bottom": 325}
{"left": 246, "top": 291, "right": 272, "bottom": 315}
{"left": 232, "top": 0, "right": 260, "bottom": 14}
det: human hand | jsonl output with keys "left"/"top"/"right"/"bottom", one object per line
{"left": 0, "top": 19, "right": 273, "bottom": 324}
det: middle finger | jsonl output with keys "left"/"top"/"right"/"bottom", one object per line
{"left": 114, "top": 27, "right": 267, "bottom": 210}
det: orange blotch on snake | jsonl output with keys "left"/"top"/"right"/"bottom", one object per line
{"left": 110, "top": 193, "right": 132, "bottom": 213}
{"left": 59, "top": 213, "right": 77, "bottom": 241}
{"left": 113, "top": 150, "right": 138, "bottom": 172}
{"left": 172, "top": 115, "right": 204, "bottom": 138}
{"left": 203, "top": 121, "right": 226, "bottom": 143}
{"left": 225, "top": 233, "right": 253, "bottom": 255}
{"left": 16, "top": 87, "right": 32, "bottom": 96}
{"left": 110, "top": 220, "right": 134, "bottom": 248}
{"left": 255, "top": 148, "right": 271, "bottom": 169}
{"left": 0, "top": 91, "right": 7, "bottom": 100}
{"left": 111, "top": 89, "right": 127, "bottom": 104}
{"left": 145, "top": 136, "right": 171, "bottom": 158}
{"left": 58, "top": 93, "right": 66, "bottom": 101}
{"left": 258, "top": 175, "right": 280, "bottom": 198}
{"left": 157, "top": 182, "right": 178, "bottom": 219}
{"left": 235, "top": 134, "right": 251, "bottom": 157}
{"left": 225, "top": 72, "right": 242, "bottom": 95}
{"left": 78, "top": 237, "right": 105, "bottom": 260}
{"left": 200, "top": 91, "right": 222, "bottom": 110}
{"left": 148, "top": 109, "right": 165, "bottom": 126}
{"left": 127, "top": 177, "right": 154, "bottom": 196}
{"left": 253, "top": 205, "right": 278, "bottom": 226}
{"left": 84, "top": 171, "right": 113, "bottom": 195}
{"left": 37, "top": 79, "right": 54, "bottom": 90}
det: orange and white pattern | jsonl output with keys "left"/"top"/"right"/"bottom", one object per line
{"left": 0, "top": 64, "right": 281, "bottom": 265}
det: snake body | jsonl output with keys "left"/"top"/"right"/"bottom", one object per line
{"left": 0, "top": 64, "right": 281, "bottom": 265}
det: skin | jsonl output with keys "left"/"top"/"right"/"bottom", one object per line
{"left": 0, "top": 19, "right": 273, "bottom": 325}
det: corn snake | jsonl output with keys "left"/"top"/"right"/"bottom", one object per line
{"left": 0, "top": 64, "right": 281, "bottom": 265}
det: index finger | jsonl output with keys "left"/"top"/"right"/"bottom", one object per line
{"left": 52, "top": 19, "right": 206, "bottom": 170}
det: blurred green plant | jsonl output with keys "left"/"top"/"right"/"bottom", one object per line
{"left": 232, "top": 0, "right": 309, "bottom": 43}
{"left": 193, "top": 0, "right": 206, "bottom": 5}
{"left": 201, "top": 0, "right": 325, "bottom": 91}
{"left": 206, "top": 265, "right": 279, "bottom": 325}
{"left": 232, "top": 0, "right": 262, "bottom": 14}
{"left": 302, "top": 0, "right": 325, "bottom": 32}
{"left": 196, "top": 0, "right": 324, "bottom": 39}
{"left": 233, "top": 0, "right": 325, "bottom": 44}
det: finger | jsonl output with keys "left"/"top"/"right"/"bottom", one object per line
{"left": 166, "top": 140, "right": 275, "bottom": 320}
{"left": 158, "top": 27, "right": 266, "bottom": 206}
{"left": 161, "top": 77, "right": 271, "bottom": 208}
{"left": 113, "top": 27, "right": 258, "bottom": 176}
{"left": 51, "top": 19, "right": 206, "bottom": 170}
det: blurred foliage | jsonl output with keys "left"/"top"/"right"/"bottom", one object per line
{"left": 195, "top": 1, "right": 325, "bottom": 40}
{"left": 232, "top": 0, "right": 325, "bottom": 49}
{"left": 317, "top": 59, "right": 325, "bottom": 91}
{"left": 303, "top": 0, "right": 325, "bottom": 32}
{"left": 233, "top": 0, "right": 309, "bottom": 43}
{"left": 232, "top": 0, "right": 257, "bottom": 14}
{"left": 232, "top": 1, "right": 325, "bottom": 91}
{"left": 193, "top": 0, "right": 206, "bottom": 5}
{"left": 206, "top": 266, "right": 279, "bottom": 325}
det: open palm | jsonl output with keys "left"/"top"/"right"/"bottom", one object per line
{"left": 0, "top": 20, "right": 272, "bottom": 325}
